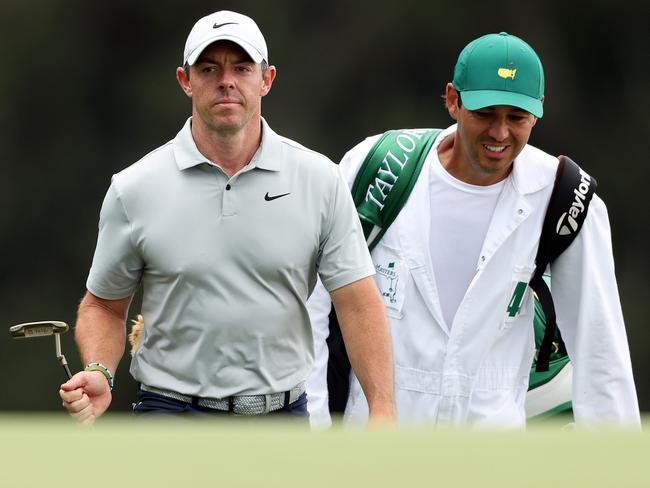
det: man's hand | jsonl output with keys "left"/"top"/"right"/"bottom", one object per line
{"left": 60, "top": 291, "right": 130, "bottom": 425}
{"left": 59, "top": 370, "right": 112, "bottom": 425}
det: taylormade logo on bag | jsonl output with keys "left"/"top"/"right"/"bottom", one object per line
{"left": 555, "top": 169, "right": 592, "bottom": 236}
{"left": 365, "top": 130, "right": 429, "bottom": 210}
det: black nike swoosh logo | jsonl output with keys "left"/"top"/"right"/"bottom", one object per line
{"left": 213, "top": 22, "right": 238, "bottom": 29}
{"left": 264, "top": 192, "right": 290, "bottom": 201}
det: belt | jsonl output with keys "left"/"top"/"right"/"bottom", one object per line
{"left": 140, "top": 382, "right": 306, "bottom": 415}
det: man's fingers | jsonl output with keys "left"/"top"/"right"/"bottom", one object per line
{"left": 59, "top": 387, "right": 84, "bottom": 404}
{"left": 58, "top": 371, "right": 111, "bottom": 424}
{"left": 60, "top": 389, "right": 96, "bottom": 426}
{"left": 62, "top": 392, "right": 91, "bottom": 414}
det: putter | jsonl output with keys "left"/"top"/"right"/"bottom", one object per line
{"left": 9, "top": 321, "right": 73, "bottom": 379}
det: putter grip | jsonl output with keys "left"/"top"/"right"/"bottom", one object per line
{"left": 62, "top": 363, "right": 72, "bottom": 380}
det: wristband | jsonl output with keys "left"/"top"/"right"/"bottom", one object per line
{"left": 85, "top": 362, "right": 114, "bottom": 391}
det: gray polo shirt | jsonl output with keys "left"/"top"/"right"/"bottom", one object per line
{"left": 87, "top": 118, "right": 374, "bottom": 398}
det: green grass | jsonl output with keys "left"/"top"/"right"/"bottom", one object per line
{"left": 1, "top": 415, "right": 648, "bottom": 487}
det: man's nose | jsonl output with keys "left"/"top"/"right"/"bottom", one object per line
{"left": 487, "top": 117, "right": 509, "bottom": 141}
{"left": 218, "top": 69, "right": 235, "bottom": 89}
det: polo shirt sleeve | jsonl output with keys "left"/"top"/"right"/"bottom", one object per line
{"left": 316, "top": 166, "right": 375, "bottom": 292}
{"left": 86, "top": 180, "right": 143, "bottom": 299}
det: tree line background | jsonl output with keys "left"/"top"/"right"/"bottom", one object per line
{"left": 1, "top": 0, "right": 648, "bottom": 413}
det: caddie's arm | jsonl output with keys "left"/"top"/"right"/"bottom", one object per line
{"left": 59, "top": 291, "right": 131, "bottom": 425}
{"left": 551, "top": 197, "right": 640, "bottom": 426}
{"left": 330, "top": 276, "right": 397, "bottom": 424}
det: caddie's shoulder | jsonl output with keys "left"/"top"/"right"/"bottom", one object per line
{"left": 511, "top": 143, "right": 561, "bottom": 193}
{"left": 521, "top": 143, "right": 559, "bottom": 172}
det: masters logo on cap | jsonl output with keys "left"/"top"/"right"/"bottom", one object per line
{"left": 452, "top": 32, "right": 544, "bottom": 118}
{"left": 183, "top": 10, "right": 268, "bottom": 66}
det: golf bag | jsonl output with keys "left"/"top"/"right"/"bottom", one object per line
{"left": 326, "top": 128, "right": 597, "bottom": 417}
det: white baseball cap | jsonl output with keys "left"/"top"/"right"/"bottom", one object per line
{"left": 183, "top": 10, "right": 268, "bottom": 66}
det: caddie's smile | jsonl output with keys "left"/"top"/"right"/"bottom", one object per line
{"left": 482, "top": 144, "right": 507, "bottom": 154}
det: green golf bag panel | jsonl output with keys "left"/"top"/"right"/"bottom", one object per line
{"left": 527, "top": 280, "right": 573, "bottom": 420}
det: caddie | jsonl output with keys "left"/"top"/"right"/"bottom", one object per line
{"left": 59, "top": 10, "right": 396, "bottom": 423}
{"left": 306, "top": 32, "right": 640, "bottom": 428}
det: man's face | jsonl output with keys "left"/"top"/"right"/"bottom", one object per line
{"left": 177, "top": 41, "right": 276, "bottom": 135}
{"left": 445, "top": 84, "right": 538, "bottom": 184}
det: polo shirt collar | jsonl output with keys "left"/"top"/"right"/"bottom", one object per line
{"left": 173, "top": 118, "right": 207, "bottom": 170}
{"left": 249, "top": 118, "right": 283, "bottom": 171}
{"left": 173, "top": 117, "right": 283, "bottom": 172}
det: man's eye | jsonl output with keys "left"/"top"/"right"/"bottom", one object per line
{"left": 203, "top": 66, "right": 218, "bottom": 73}
{"left": 236, "top": 65, "right": 252, "bottom": 72}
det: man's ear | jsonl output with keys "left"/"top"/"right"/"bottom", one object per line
{"left": 260, "top": 65, "right": 277, "bottom": 97}
{"left": 176, "top": 66, "right": 192, "bottom": 98}
{"left": 446, "top": 83, "right": 460, "bottom": 121}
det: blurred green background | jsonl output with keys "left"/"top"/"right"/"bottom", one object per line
{"left": 1, "top": 0, "right": 648, "bottom": 414}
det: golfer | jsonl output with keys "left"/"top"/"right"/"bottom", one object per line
{"left": 59, "top": 10, "right": 396, "bottom": 423}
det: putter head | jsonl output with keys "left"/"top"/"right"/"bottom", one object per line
{"left": 9, "top": 321, "right": 69, "bottom": 339}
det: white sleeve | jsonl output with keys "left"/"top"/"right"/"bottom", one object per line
{"left": 551, "top": 195, "right": 641, "bottom": 427}
{"left": 306, "top": 277, "right": 334, "bottom": 429}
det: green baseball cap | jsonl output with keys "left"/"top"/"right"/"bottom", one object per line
{"left": 452, "top": 32, "right": 544, "bottom": 118}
